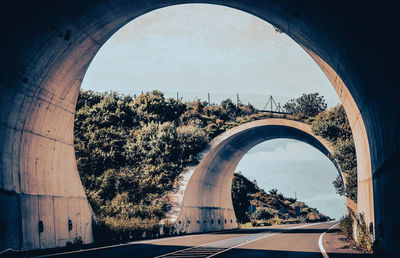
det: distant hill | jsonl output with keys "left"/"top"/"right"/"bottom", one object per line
{"left": 232, "top": 172, "right": 330, "bottom": 226}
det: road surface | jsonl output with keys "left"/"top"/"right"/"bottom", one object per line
{"left": 35, "top": 222, "right": 368, "bottom": 257}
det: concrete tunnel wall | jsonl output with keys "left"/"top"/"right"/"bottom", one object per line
{"left": 0, "top": 0, "right": 398, "bottom": 254}
{"left": 174, "top": 119, "right": 351, "bottom": 233}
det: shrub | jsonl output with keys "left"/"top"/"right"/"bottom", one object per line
{"left": 251, "top": 207, "right": 273, "bottom": 220}
{"left": 93, "top": 216, "right": 163, "bottom": 243}
{"left": 269, "top": 216, "right": 283, "bottom": 225}
{"left": 354, "top": 213, "right": 373, "bottom": 252}
{"left": 339, "top": 215, "right": 353, "bottom": 239}
{"left": 283, "top": 93, "right": 327, "bottom": 118}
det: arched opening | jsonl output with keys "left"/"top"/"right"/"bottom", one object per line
{"left": 173, "top": 119, "right": 350, "bottom": 233}
{"left": 236, "top": 139, "right": 345, "bottom": 220}
{"left": 78, "top": 4, "right": 350, "bottom": 238}
{"left": 2, "top": 0, "right": 396, "bottom": 254}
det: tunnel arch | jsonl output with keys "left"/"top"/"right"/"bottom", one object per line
{"left": 1, "top": 0, "right": 398, "bottom": 254}
{"left": 173, "top": 118, "right": 350, "bottom": 233}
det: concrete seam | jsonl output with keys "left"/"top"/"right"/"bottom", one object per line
{"left": 0, "top": 123, "right": 73, "bottom": 147}
{"left": 2, "top": 80, "right": 76, "bottom": 111}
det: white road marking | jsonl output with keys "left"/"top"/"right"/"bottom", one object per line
{"left": 35, "top": 222, "right": 328, "bottom": 258}
{"left": 34, "top": 232, "right": 203, "bottom": 257}
{"left": 207, "top": 222, "right": 323, "bottom": 257}
{"left": 318, "top": 222, "right": 339, "bottom": 258}
{"left": 156, "top": 222, "right": 322, "bottom": 258}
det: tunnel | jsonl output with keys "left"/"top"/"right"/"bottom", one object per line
{"left": 173, "top": 118, "right": 355, "bottom": 233}
{"left": 0, "top": 0, "right": 398, "bottom": 255}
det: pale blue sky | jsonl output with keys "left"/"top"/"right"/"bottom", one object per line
{"left": 81, "top": 4, "right": 345, "bottom": 218}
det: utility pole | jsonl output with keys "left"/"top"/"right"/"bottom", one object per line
{"left": 237, "top": 93, "right": 240, "bottom": 107}
{"left": 208, "top": 93, "right": 210, "bottom": 106}
{"left": 176, "top": 92, "right": 179, "bottom": 101}
{"left": 270, "top": 96, "right": 273, "bottom": 113}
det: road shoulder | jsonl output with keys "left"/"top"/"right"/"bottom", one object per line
{"left": 322, "top": 224, "right": 370, "bottom": 256}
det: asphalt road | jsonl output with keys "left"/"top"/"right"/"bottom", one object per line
{"left": 36, "top": 222, "right": 368, "bottom": 257}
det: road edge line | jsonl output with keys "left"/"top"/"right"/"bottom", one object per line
{"left": 207, "top": 222, "right": 322, "bottom": 258}
{"left": 318, "top": 222, "right": 339, "bottom": 258}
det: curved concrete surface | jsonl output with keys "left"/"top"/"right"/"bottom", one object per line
{"left": 174, "top": 119, "right": 346, "bottom": 233}
{"left": 0, "top": 0, "right": 398, "bottom": 255}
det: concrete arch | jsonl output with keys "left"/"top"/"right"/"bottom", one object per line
{"left": 1, "top": 0, "right": 398, "bottom": 254}
{"left": 174, "top": 118, "right": 350, "bottom": 233}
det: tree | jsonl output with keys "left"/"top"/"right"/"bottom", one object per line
{"left": 269, "top": 188, "right": 278, "bottom": 195}
{"left": 333, "top": 139, "right": 357, "bottom": 171}
{"left": 345, "top": 168, "right": 357, "bottom": 202}
{"left": 131, "top": 90, "right": 185, "bottom": 123}
{"left": 177, "top": 125, "right": 209, "bottom": 163}
{"left": 283, "top": 93, "right": 327, "bottom": 118}
{"left": 311, "top": 105, "right": 352, "bottom": 143}
{"left": 332, "top": 175, "right": 345, "bottom": 196}
{"left": 311, "top": 104, "right": 357, "bottom": 203}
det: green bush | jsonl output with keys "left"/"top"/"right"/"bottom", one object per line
{"left": 311, "top": 105, "right": 351, "bottom": 143}
{"left": 311, "top": 104, "right": 357, "bottom": 203}
{"left": 251, "top": 207, "right": 273, "bottom": 220}
{"left": 339, "top": 215, "right": 353, "bottom": 239}
{"left": 269, "top": 216, "right": 283, "bottom": 225}
{"left": 283, "top": 93, "right": 327, "bottom": 118}
{"left": 354, "top": 213, "right": 373, "bottom": 252}
{"left": 93, "top": 216, "right": 164, "bottom": 243}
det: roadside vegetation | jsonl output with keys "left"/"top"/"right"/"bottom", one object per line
{"left": 74, "top": 90, "right": 357, "bottom": 243}
{"left": 338, "top": 213, "right": 374, "bottom": 253}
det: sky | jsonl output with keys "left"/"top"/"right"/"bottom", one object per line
{"left": 81, "top": 4, "right": 346, "bottom": 219}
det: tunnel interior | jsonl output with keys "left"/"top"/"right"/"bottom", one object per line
{"left": 1, "top": 0, "right": 398, "bottom": 255}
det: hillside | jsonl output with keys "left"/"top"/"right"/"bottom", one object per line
{"left": 232, "top": 172, "right": 330, "bottom": 226}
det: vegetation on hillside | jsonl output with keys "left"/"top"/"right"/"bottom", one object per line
{"left": 283, "top": 93, "right": 327, "bottom": 118}
{"left": 74, "top": 90, "right": 268, "bottom": 241}
{"left": 310, "top": 105, "right": 357, "bottom": 202}
{"left": 232, "top": 172, "right": 330, "bottom": 226}
{"left": 74, "top": 90, "right": 356, "bottom": 242}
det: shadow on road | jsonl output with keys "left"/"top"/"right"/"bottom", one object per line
{"left": 11, "top": 242, "right": 373, "bottom": 258}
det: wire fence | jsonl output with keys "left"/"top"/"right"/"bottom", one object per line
{"left": 117, "top": 90, "right": 340, "bottom": 111}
